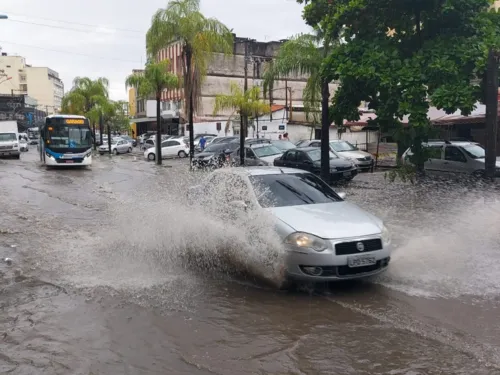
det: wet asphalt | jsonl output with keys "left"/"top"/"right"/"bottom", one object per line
{"left": 1, "top": 148, "right": 500, "bottom": 375}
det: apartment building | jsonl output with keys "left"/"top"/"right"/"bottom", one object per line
{"left": 0, "top": 52, "right": 64, "bottom": 114}
{"left": 156, "top": 35, "right": 337, "bottom": 125}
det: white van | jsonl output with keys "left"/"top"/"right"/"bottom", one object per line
{"left": 0, "top": 121, "right": 20, "bottom": 159}
{"left": 402, "top": 140, "right": 500, "bottom": 178}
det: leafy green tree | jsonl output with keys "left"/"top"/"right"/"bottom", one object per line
{"left": 61, "top": 77, "right": 110, "bottom": 144}
{"left": 125, "top": 61, "right": 179, "bottom": 165}
{"left": 213, "top": 82, "right": 270, "bottom": 165}
{"left": 146, "top": 0, "right": 234, "bottom": 164}
{"left": 302, "top": 0, "right": 498, "bottom": 176}
{"left": 263, "top": 30, "right": 334, "bottom": 181}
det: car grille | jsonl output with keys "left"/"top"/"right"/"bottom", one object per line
{"left": 0, "top": 145, "right": 12, "bottom": 150}
{"left": 299, "top": 257, "right": 390, "bottom": 277}
{"left": 335, "top": 238, "right": 382, "bottom": 255}
{"left": 357, "top": 156, "right": 372, "bottom": 161}
{"left": 55, "top": 158, "right": 84, "bottom": 164}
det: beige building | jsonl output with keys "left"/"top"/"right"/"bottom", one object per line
{"left": 0, "top": 52, "right": 64, "bottom": 114}
{"left": 157, "top": 36, "right": 337, "bottom": 123}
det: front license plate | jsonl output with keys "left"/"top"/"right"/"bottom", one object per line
{"left": 347, "top": 255, "right": 376, "bottom": 268}
{"left": 65, "top": 160, "right": 74, "bottom": 163}
{"left": 343, "top": 171, "right": 351, "bottom": 177}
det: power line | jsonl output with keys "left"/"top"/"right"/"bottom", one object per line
{"left": 7, "top": 19, "right": 142, "bottom": 38}
{"left": 0, "top": 10, "right": 143, "bottom": 34}
{"left": 0, "top": 40, "right": 143, "bottom": 64}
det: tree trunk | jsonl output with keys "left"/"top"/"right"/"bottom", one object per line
{"left": 186, "top": 47, "right": 195, "bottom": 169}
{"left": 92, "top": 122, "right": 97, "bottom": 150}
{"left": 156, "top": 94, "right": 162, "bottom": 165}
{"left": 485, "top": 48, "right": 498, "bottom": 178}
{"left": 239, "top": 114, "right": 245, "bottom": 165}
{"left": 320, "top": 79, "right": 331, "bottom": 183}
{"left": 107, "top": 121, "right": 112, "bottom": 156}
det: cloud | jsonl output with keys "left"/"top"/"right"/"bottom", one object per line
{"left": 0, "top": 0, "right": 310, "bottom": 101}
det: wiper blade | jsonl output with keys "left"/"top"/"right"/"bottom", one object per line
{"left": 276, "top": 180, "right": 315, "bottom": 204}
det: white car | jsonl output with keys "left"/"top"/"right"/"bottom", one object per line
{"left": 19, "top": 138, "right": 29, "bottom": 152}
{"left": 187, "top": 167, "right": 392, "bottom": 288}
{"left": 402, "top": 140, "right": 500, "bottom": 178}
{"left": 329, "top": 140, "right": 374, "bottom": 170}
{"left": 99, "top": 138, "right": 132, "bottom": 155}
{"left": 144, "top": 139, "right": 189, "bottom": 161}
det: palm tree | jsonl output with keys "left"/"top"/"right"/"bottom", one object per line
{"left": 125, "top": 60, "right": 179, "bottom": 165}
{"left": 146, "top": 0, "right": 234, "bottom": 165}
{"left": 263, "top": 32, "right": 333, "bottom": 182}
{"left": 213, "top": 82, "right": 270, "bottom": 165}
{"left": 61, "top": 77, "right": 110, "bottom": 146}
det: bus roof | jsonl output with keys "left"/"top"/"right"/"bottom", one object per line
{"left": 46, "top": 114, "right": 87, "bottom": 119}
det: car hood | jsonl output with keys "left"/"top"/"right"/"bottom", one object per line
{"left": 195, "top": 152, "right": 216, "bottom": 159}
{"left": 260, "top": 154, "right": 283, "bottom": 163}
{"left": 475, "top": 158, "right": 500, "bottom": 167}
{"left": 266, "top": 202, "right": 382, "bottom": 239}
{"left": 336, "top": 150, "right": 371, "bottom": 159}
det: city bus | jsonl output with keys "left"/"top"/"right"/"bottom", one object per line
{"left": 39, "top": 114, "right": 93, "bottom": 167}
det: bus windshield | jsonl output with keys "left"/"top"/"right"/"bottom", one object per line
{"left": 48, "top": 125, "right": 92, "bottom": 149}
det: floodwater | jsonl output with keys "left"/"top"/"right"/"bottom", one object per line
{"left": 1, "top": 149, "right": 500, "bottom": 375}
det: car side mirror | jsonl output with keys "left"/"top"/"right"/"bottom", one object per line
{"left": 338, "top": 192, "right": 347, "bottom": 199}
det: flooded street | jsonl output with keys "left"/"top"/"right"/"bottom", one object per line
{"left": 2, "top": 150, "right": 500, "bottom": 375}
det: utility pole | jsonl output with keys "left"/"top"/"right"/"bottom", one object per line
{"left": 240, "top": 39, "right": 249, "bottom": 165}
{"left": 485, "top": 49, "right": 499, "bottom": 179}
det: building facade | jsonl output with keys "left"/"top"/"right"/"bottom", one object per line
{"left": 155, "top": 35, "right": 337, "bottom": 136}
{"left": 0, "top": 52, "right": 64, "bottom": 114}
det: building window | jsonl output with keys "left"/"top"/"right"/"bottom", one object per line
{"left": 19, "top": 84, "right": 28, "bottom": 92}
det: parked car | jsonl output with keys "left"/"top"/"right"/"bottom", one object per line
{"left": 271, "top": 140, "right": 296, "bottom": 152}
{"left": 192, "top": 141, "right": 239, "bottom": 169}
{"left": 99, "top": 138, "right": 133, "bottom": 155}
{"left": 120, "top": 135, "right": 137, "bottom": 147}
{"left": 329, "top": 140, "right": 374, "bottom": 170}
{"left": 296, "top": 139, "right": 374, "bottom": 170}
{"left": 186, "top": 167, "right": 392, "bottom": 288}
{"left": 245, "top": 138, "right": 272, "bottom": 146}
{"left": 230, "top": 144, "right": 283, "bottom": 166}
{"left": 274, "top": 147, "right": 358, "bottom": 183}
{"left": 143, "top": 138, "right": 189, "bottom": 161}
{"left": 402, "top": 140, "right": 500, "bottom": 178}
{"left": 19, "top": 137, "right": 29, "bottom": 152}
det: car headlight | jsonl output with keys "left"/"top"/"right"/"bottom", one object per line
{"left": 381, "top": 225, "right": 391, "bottom": 246}
{"left": 285, "top": 232, "right": 328, "bottom": 252}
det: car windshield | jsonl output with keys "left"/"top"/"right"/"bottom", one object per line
{"left": 272, "top": 140, "right": 295, "bottom": 151}
{"left": 461, "top": 144, "right": 485, "bottom": 159}
{"left": 330, "top": 141, "right": 357, "bottom": 152}
{"left": 249, "top": 173, "right": 342, "bottom": 208}
{"left": 47, "top": 125, "right": 92, "bottom": 149}
{"left": 306, "top": 149, "right": 337, "bottom": 161}
{"left": 204, "top": 143, "right": 234, "bottom": 153}
{"left": 0, "top": 133, "right": 16, "bottom": 141}
{"left": 253, "top": 145, "right": 282, "bottom": 157}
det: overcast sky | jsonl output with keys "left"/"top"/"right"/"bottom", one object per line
{"left": 0, "top": 0, "right": 311, "bottom": 101}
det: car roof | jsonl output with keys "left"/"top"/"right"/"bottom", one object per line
{"left": 289, "top": 146, "right": 317, "bottom": 152}
{"left": 214, "top": 166, "right": 308, "bottom": 177}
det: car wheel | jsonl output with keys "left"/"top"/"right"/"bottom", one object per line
{"left": 473, "top": 170, "right": 485, "bottom": 178}
{"left": 112, "top": 148, "right": 118, "bottom": 155}
{"left": 14, "top": 154, "right": 20, "bottom": 159}
{"left": 99, "top": 152, "right": 104, "bottom": 155}
{"left": 128, "top": 147, "right": 132, "bottom": 153}
{"left": 178, "top": 150, "right": 187, "bottom": 158}
{"left": 147, "top": 153, "right": 155, "bottom": 161}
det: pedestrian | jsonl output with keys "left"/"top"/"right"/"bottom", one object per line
{"left": 199, "top": 135, "right": 207, "bottom": 151}
{"left": 278, "top": 134, "right": 282, "bottom": 140}
{"left": 283, "top": 132, "right": 289, "bottom": 141}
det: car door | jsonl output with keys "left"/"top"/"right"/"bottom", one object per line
{"left": 119, "top": 140, "right": 128, "bottom": 153}
{"left": 443, "top": 145, "right": 469, "bottom": 175}
{"left": 280, "top": 150, "right": 298, "bottom": 168}
{"left": 423, "top": 145, "right": 444, "bottom": 174}
{"left": 295, "top": 150, "right": 315, "bottom": 173}
{"left": 245, "top": 147, "right": 259, "bottom": 166}
{"left": 161, "top": 140, "right": 175, "bottom": 158}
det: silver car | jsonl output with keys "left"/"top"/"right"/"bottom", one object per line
{"left": 187, "top": 167, "right": 392, "bottom": 288}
